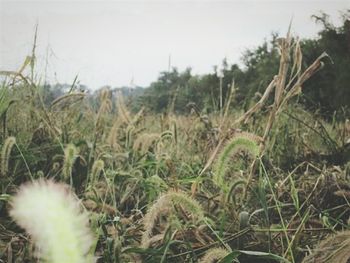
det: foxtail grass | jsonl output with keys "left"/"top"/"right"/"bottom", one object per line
{"left": 213, "top": 133, "right": 260, "bottom": 192}
{"left": 199, "top": 247, "right": 231, "bottom": 263}
{"left": 63, "top": 144, "right": 78, "bottom": 184}
{"left": 90, "top": 159, "right": 104, "bottom": 184}
{"left": 302, "top": 230, "right": 350, "bottom": 263}
{"left": 141, "top": 191, "right": 204, "bottom": 248}
{"left": 10, "top": 179, "right": 94, "bottom": 263}
{"left": 1, "top": 136, "right": 16, "bottom": 176}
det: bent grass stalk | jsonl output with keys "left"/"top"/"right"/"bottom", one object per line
{"left": 212, "top": 133, "right": 260, "bottom": 192}
{"left": 141, "top": 191, "right": 204, "bottom": 248}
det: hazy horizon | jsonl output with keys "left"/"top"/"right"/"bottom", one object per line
{"left": 1, "top": 0, "right": 349, "bottom": 89}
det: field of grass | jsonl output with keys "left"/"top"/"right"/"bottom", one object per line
{"left": 0, "top": 32, "right": 350, "bottom": 263}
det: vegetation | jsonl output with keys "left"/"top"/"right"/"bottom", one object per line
{"left": 139, "top": 12, "right": 350, "bottom": 119}
{"left": 0, "top": 11, "right": 349, "bottom": 263}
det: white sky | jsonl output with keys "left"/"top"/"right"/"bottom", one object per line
{"left": 0, "top": 1, "right": 349, "bottom": 89}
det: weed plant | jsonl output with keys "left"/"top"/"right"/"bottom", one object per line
{"left": 0, "top": 29, "right": 349, "bottom": 263}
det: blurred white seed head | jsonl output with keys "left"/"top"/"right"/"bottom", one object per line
{"left": 10, "top": 179, "right": 94, "bottom": 263}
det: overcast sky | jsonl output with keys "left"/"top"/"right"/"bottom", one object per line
{"left": 0, "top": 1, "right": 349, "bottom": 89}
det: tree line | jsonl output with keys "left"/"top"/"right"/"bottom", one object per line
{"left": 135, "top": 11, "right": 350, "bottom": 119}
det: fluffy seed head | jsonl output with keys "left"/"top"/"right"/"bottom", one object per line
{"left": 90, "top": 159, "right": 104, "bottom": 184}
{"left": 63, "top": 144, "right": 78, "bottom": 179}
{"left": 199, "top": 247, "right": 231, "bottom": 263}
{"left": 213, "top": 133, "right": 260, "bottom": 192}
{"left": 1, "top": 136, "right": 16, "bottom": 176}
{"left": 10, "top": 179, "right": 94, "bottom": 263}
{"left": 142, "top": 191, "right": 204, "bottom": 248}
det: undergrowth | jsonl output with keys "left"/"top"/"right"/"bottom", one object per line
{"left": 0, "top": 29, "right": 349, "bottom": 263}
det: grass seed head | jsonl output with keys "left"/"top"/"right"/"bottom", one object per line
{"left": 63, "top": 144, "right": 78, "bottom": 180}
{"left": 1, "top": 136, "right": 16, "bottom": 176}
{"left": 199, "top": 247, "right": 231, "bottom": 263}
{"left": 213, "top": 133, "right": 260, "bottom": 192}
{"left": 141, "top": 191, "right": 204, "bottom": 248}
{"left": 10, "top": 179, "right": 94, "bottom": 263}
{"left": 90, "top": 159, "right": 104, "bottom": 184}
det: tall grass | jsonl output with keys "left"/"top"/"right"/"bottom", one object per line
{"left": 0, "top": 27, "right": 349, "bottom": 263}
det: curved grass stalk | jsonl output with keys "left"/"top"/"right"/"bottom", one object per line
{"left": 141, "top": 191, "right": 204, "bottom": 248}
{"left": 213, "top": 133, "right": 260, "bottom": 192}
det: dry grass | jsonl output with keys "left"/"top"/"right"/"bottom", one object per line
{"left": 0, "top": 29, "right": 349, "bottom": 263}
